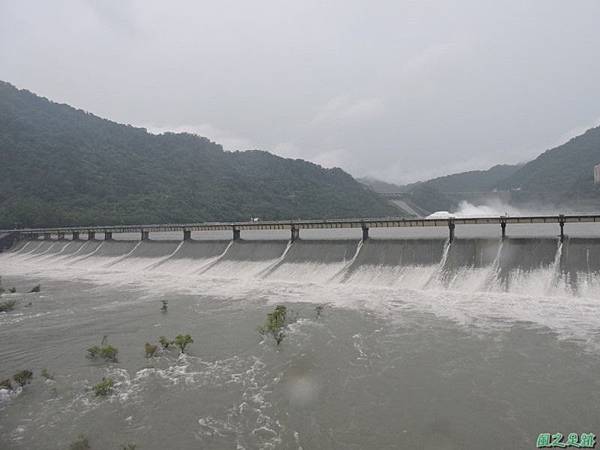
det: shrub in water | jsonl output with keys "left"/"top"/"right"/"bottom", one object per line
{"left": 259, "top": 305, "right": 288, "bottom": 345}
{"left": 8, "top": 287, "right": 16, "bottom": 293}
{"left": 145, "top": 342, "right": 158, "bottom": 358}
{"left": 41, "top": 368, "right": 54, "bottom": 380}
{"left": 13, "top": 370, "right": 33, "bottom": 387}
{"left": 29, "top": 284, "right": 41, "bottom": 293}
{"left": 0, "top": 300, "right": 16, "bottom": 312}
{"left": 174, "top": 334, "right": 193, "bottom": 354}
{"left": 93, "top": 377, "right": 114, "bottom": 396}
{"left": 159, "top": 336, "right": 172, "bottom": 349}
{"left": 87, "top": 344, "right": 119, "bottom": 362}
{"left": 160, "top": 300, "right": 168, "bottom": 312}
{"left": 0, "top": 379, "right": 12, "bottom": 390}
{"left": 315, "top": 304, "right": 325, "bottom": 318}
{"left": 87, "top": 337, "right": 119, "bottom": 363}
{"left": 69, "top": 434, "right": 90, "bottom": 450}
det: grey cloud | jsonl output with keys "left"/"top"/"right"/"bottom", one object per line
{"left": 1, "top": 0, "right": 600, "bottom": 183}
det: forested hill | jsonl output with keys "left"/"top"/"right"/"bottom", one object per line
{"left": 496, "top": 126, "right": 600, "bottom": 194}
{"left": 0, "top": 81, "right": 397, "bottom": 228}
{"left": 404, "top": 164, "right": 522, "bottom": 194}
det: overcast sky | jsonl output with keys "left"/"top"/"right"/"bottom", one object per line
{"left": 2, "top": 0, "right": 600, "bottom": 183}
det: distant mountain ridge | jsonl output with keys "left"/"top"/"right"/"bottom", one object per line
{"left": 362, "top": 126, "right": 600, "bottom": 214}
{"left": 403, "top": 164, "right": 522, "bottom": 194}
{"left": 497, "top": 126, "right": 600, "bottom": 194}
{"left": 0, "top": 81, "right": 398, "bottom": 228}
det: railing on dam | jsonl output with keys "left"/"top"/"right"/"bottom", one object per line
{"left": 2, "top": 214, "right": 600, "bottom": 243}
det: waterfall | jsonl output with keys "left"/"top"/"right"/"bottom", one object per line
{"left": 546, "top": 240, "right": 564, "bottom": 293}
{"left": 330, "top": 239, "right": 364, "bottom": 282}
{"left": 423, "top": 239, "right": 451, "bottom": 288}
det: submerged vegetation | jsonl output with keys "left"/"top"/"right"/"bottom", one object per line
{"left": 0, "top": 276, "right": 13, "bottom": 296}
{"left": 144, "top": 342, "right": 158, "bottom": 358}
{"left": 87, "top": 336, "right": 119, "bottom": 363}
{"left": 160, "top": 300, "right": 168, "bottom": 312}
{"left": 41, "top": 368, "right": 54, "bottom": 380}
{"left": 0, "top": 299, "right": 16, "bottom": 312}
{"left": 0, "top": 370, "right": 33, "bottom": 390}
{"left": 29, "top": 284, "right": 40, "bottom": 293}
{"left": 69, "top": 435, "right": 90, "bottom": 450}
{"left": 259, "top": 305, "right": 288, "bottom": 345}
{"left": 13, "top": 370, "right": 33, "bottom": 387}
{"left": 315, "top": 304, "right": 325, "bottom": 318}
{"left": 159, "top": 336, "right": 172, "bottom": 349}
{"left": 93, "top": 377, "right": 114, "bottom": 397}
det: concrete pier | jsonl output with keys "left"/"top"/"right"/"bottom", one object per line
{"left": 141, "top": 230, "right": 149, "bottom": 241}
{"left": 361, "top": 223, "right": 369, "bottom": 241}
{"left": 291, "top": 225, "right": 300, "bottom": 242}
{"left": 233, "top": 227, "right": 241, "bottom": 241}
{"left": 448, "top": 219, "right": 456, "bottom": 243}
{"left": 183, "top": 230, "right": 191, "bottom": 241}
{"left": 87, "top": 231, "right": 96, "bottom": 240}
{"left": 72, "top": 232, "right": 80, "bottom": 240}
{"left": 104, "top": 231, "right": 113, "bottom": 241}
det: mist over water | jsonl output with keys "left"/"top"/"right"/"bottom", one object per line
{"left": 2, "top": 230, "right": 600, "bottom": 449}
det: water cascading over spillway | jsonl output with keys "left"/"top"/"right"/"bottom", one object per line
{"left": 1, "top": 237, "right": 600, "bottom": 297}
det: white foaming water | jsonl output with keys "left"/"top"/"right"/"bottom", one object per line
{"left": 199, "top": 241, "right": 289, "bottom": 280}
{"left": 267, "top": 240, "right": 362, "bottom": 284}
{"left": 2, "top": 237, "right": 600, "bottom": 348}
{"left": 150, "top": 241, "right": 233, "bottom": 276}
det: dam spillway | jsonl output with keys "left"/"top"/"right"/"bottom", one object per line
{"left": 2, "top": 235, "right": 599, "bottom": 297}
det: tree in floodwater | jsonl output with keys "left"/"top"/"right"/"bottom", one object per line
{"left": 174, "top": 334, "right": 193, "bottom": 354}
{"left": 259, "top": 305, "right": 288, "bottom": 345}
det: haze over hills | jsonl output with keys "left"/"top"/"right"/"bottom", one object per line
{"left": 362, "top": 130, "right": 600, "bottom": 215}
{"left": 0, "top": 81, "right": 398, "bottom": 228}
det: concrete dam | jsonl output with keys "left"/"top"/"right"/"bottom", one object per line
{"left": 2, "top": 214, "right": 600, "bottom": 297}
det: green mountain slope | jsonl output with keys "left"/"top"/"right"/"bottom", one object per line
{"left": 0, "top": 81, "right": 398, "bottom": 228}
{"left": 357, "top": 177, "right": 406, "bottom": 194}
{"left": 496, "top": 126, "right": 600, "bottom": 194}
{"left": 405, "top": 164, "right": 522, "bottom": 194}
